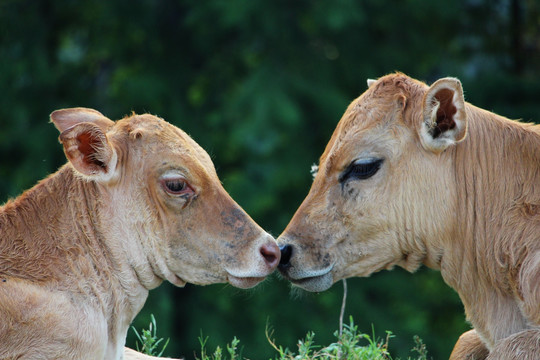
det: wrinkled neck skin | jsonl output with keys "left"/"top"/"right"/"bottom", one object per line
{"left": 438, "top": 105, "right": 540, "bottom": 348}
{"left": 69, "top": 167, "right": 161, "bottom": 310}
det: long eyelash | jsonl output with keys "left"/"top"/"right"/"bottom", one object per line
{"left": 350, "top": 163, "right": 374, "bottom": 176}
{"left": 339, "top": 159, "right": 383, "bottom": 182}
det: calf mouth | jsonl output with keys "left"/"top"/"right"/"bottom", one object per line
{"left": 224, "top": 237, "right": 280, "bottom": 289}
{"left": 227, "top": 274, "right": 267, "bottom": 289}
{"left": 279, "top": 265, "right": 334, "bottom": 292}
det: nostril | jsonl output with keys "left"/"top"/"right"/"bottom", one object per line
{"left": 260, "top": 242, "right": 280, "bottom": 268}
{"left": 279, "top": 244, "right": 293, "bottom": 267}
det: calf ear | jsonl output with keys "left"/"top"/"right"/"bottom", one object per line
{"left": 50, "top": 108, "right": 117, "bottom": 182}
{"left": 50, "top": 107, "right": 114, "bottom": 133}
{"left": 420, "top": 78, "right": 467, "bottom": 153}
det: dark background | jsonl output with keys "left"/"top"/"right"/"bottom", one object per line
{"left": 1, "top": 0, "right": 539, "bottom": 358}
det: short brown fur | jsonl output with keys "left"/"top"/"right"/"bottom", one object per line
{"left": 0, "top": 108, "right": 280, "bottom": 359}
{"left": 278, "top": 73, "right": 539, "bottom": 359}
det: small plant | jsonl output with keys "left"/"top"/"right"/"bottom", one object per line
{"left": 409, "top": 335, "right": 428, "bottom": 360}
{"left": 131, "top": 314, "right": 170, "bottom": 357}
{"left": 135, "top": 280, "right": 429, "bottom": 360}
{"left": 136, "top": 315, "right": 428, "bottom": 360}
{"left": 266, "top": 316, "right": 393, "bottom": 360}
{"left": 196, "top": 333, "right": 242, "bottom": 360}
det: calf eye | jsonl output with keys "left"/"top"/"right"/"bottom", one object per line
{"left": 339, "top": 158, "right": 384, "bottom": 182}
{"left": 160, "top": 175, "right": 194, "bottom": 197}
{"left": 165, "top": 179, "right": 186, "bottom": 192}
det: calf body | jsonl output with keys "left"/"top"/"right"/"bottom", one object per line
{"left": 278, "top": 74, "right": 539, "bottom": 359}
{"left": 0, "top": 108, "right": 279, "bottom": 359}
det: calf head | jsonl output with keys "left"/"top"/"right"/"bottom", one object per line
{"left": 51, "top": 107, "right": 280, "bottom": 289}
{"left": 278, "top": 74, "right": 467, "bottom": 291}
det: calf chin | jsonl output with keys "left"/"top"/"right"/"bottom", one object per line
{"left": 225, "top": 234, "right": 281, "bottom": 289}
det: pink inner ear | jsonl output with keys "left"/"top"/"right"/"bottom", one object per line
{"left": 433, "top": 88, "right": 457, "bottom": 138}
{"left": 76, "top": 132, "right": 106, "bottom": 169}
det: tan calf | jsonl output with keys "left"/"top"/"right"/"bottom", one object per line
{"left": 0, "top": 108, "right": 280, "bottom": 359}
{"left": 278, "top": 74, "right": 540, "bottom": 359}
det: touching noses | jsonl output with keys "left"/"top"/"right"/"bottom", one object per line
{"left": 278, "top": 244, "right": 293, "bottom": 269}
{"left": 260, "top": 242, "right": 281, "bottom": 270}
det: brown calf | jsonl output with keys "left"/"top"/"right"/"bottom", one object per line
{"left": 278, "top": 74, "right": 540, "bottom": 359}
{"left": 0, "top": 108, "right": 280, "bottom": 359}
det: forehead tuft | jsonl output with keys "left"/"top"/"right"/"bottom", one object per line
{"left": 122, "top": 114, "right": 167, "bottom": 136}
{"left": 368, "top": 73, "right": 426, "bottom": 96}
{"left": 113, "top": 113, "right": 189, "bottom": 143}
{"left": 319, "top": 73, "right": 427, "bottom": 174}
{"left": 340, "top": 73, "right": 427, "bottom": 129}
{"left": 111, "top": 114, "right": 197, "bottom": 162}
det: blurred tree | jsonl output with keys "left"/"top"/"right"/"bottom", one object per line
{"left": 0, "top": 0, "right": 538, "bottom": 358}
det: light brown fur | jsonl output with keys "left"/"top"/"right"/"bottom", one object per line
{"left": 0, "top": 108, "right": 280, "bottom": 359}
{"left": 278, "top": 74, "right": 540, "bottom": 359}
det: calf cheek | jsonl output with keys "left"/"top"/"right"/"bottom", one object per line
{"left": 167, "top": 223, "right": 213, "bottom": 270}
{"left": 177, "top": 203, "right": 261, "bottom": 265}
{"left": 326, "top": 197, "right": 394, "bottom": 273}
{"left": 163, "top": 206, "right": 223, "bottom": 271}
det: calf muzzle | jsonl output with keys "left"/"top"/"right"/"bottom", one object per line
{"left": 259, "top": 242, "right": 281, "bottom": 269}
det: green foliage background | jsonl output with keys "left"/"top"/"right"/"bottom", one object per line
{"left": 1, "top": 1, "right": 538, "bottom": 359}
